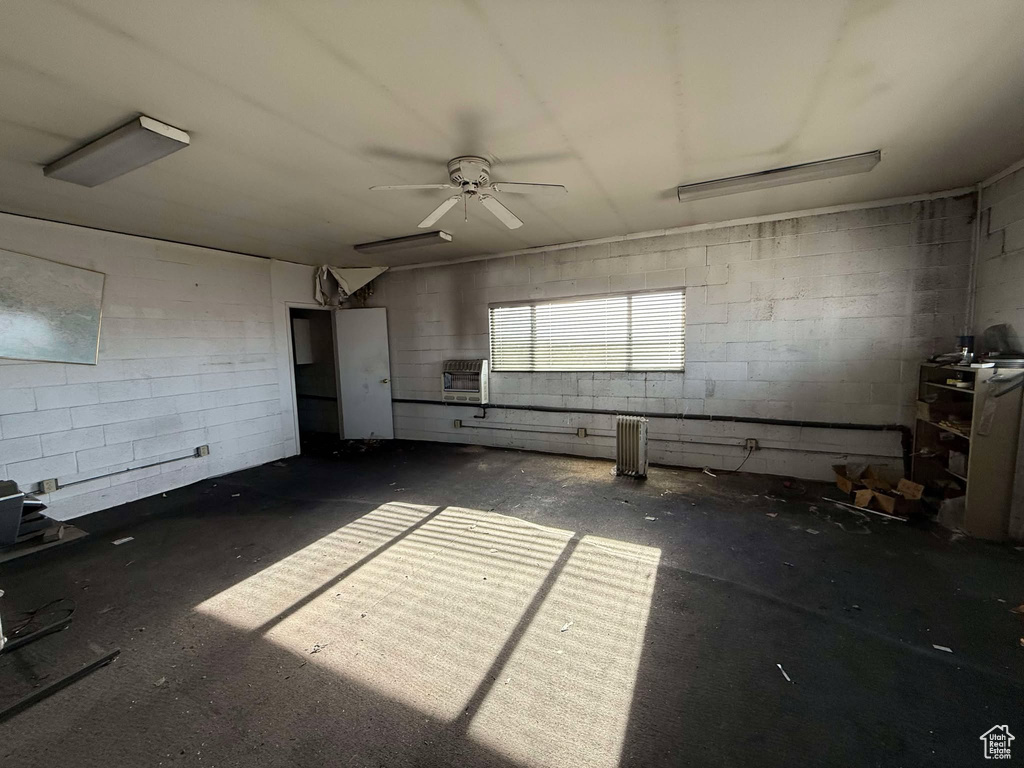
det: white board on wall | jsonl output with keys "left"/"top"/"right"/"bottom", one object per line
{"left": 0, "top": 248, "right": 105, "bottom": 365}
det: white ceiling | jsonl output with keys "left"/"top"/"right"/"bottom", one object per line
{"left": 1, "top": 0, "right": 1023, "bottom": 267}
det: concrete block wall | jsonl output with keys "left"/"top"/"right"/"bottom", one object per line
{"left": 0, "top": 213, "right": 288, "bottom": 519}
{"left": 368, "top": 193, "right": 976, "bottom": 480}
{"left": 975, "top": 163, "right": 1024, "bottom": 346}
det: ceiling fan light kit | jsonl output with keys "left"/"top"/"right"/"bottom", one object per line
{"left": 371, "top": 156, "right": 566, "bottom": 230}
{"left": 676, "top": 150, "right": 881, "bottom": 203}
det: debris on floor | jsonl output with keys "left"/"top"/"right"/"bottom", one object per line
{"left": 932, "top": 644, "right": 953, "bottom": 653}
{"left": 310, "top": 643, "right": 328, "bottom": 654}
{"left": 560, "top": 621, "right": 573, "bottom": 632}
{"left": 644, "top": 516, "right": 658, "bottom": 521}
{"left": 824, "top": 497, "right": 906, "bottom": 523}
{"left": 830, "top": 464, "right": 923, "bottom": 520}
{"left": 805, "top": 528, "right": 820, "bottom": 535}
{"left": 814, "top": 504, "right": 871, "bottom": 535}
{"left": 272, "top": 461, "right": 287, "bottom": 467}
{"left": 702, "top": 467, "right": 717, "bottom": 478}
{"left": 153, "top": 676, "right": 167, "bottom": 687}
{"left": 776, "top": 480, "right": 806, "bottom": 499}
{"left": 1009, "top": 604, "right": 1024, "bottom": 615}
{"left": 231, "top": 493, "right": 240, "bottom": 498}
{"left": 112, "top": 537, "right": 134, "bottom": 545}
{"left": 776, "top": 663, "right": 793, "bottom": 683}
{"left": 766, "top": 512, "right": 778, "bottom": 518}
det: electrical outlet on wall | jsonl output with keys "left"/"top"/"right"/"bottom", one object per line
{"left": 41, "top": 478, "right": 59, "bottom": 494}
{"left": 453, "top": 419, "right": 462, "bottom": 429}
{"left": 195, "top": 445, "right": 210, "bottom": 457}
{"left": 744, "top": 438, "right": 759, "bottom": 451}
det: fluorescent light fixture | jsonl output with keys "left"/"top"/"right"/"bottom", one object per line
{"left": 353, "top": 230, "right": 453, "bottom": 254}
{"left": 676, "top": 150, "right": 881, "bottom": 203}
{"left": 44, "top": 115, "right": 190, "bottom": 187}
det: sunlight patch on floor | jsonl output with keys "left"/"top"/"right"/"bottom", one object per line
{"left": 194, "top": 501, "right": 660, "bottom": 765}
{"left": 195, "top": 501, "right": 438, "bottom": 631}
{"left": 466, "top": 534, "right": 660, "bottom": 768}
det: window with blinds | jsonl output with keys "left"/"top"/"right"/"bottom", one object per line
{"left": 488, "top": 290, "right": 685, "bottom": 372}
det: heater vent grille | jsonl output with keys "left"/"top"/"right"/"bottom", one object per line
{"left": 442, "top": 359, "right": 489, "bottom": 404}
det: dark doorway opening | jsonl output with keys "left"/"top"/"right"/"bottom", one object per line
{"left": 289, "top": 307, "right": 339, "bottom": 454}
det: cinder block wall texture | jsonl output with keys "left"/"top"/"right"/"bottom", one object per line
{"left": 0, "top": 213, "right": 287, "bottom": 519}
{"left": 0, "top": 191, "right": 979, "bottom": 519}
{"left": 367, "top": 193, "right": 975, "bottom": 480}
{"left": 975, "top": 164, "right": 1024, "bottom": 345}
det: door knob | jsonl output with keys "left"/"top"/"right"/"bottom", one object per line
{"left": 381, "top": 378, "right": 390, "bottom": 384}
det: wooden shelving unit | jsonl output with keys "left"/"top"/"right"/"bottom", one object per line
{"left": 912, "top": 362, "right": 1023, "bottom": 540}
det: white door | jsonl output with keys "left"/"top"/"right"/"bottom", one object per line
{"left": 333, "top": 307, "right": 394, "bottom": 439}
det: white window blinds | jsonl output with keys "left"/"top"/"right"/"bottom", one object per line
{"left": 488, "top": 290, "right": 685, "bottom": 372}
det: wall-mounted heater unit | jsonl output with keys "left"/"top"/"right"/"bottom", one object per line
{"left": 615, "top": 415, "right": 649, "bottom": 477}
{"left": 442, "top": 359, "right": 489, "bottom": 404}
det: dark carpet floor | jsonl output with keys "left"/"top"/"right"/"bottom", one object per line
{"left": 1, "top": 441, "right": 1022, "bottom": 767}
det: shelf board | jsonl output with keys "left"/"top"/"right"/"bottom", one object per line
{"left": 924, "top": 382, "right": 975, "bottom": 394}
{"left": 921, "top": 362, "right": 977, "bottom": 372}
{"left": 945, "top": 468, "right": 968, "bottom": 483}
{"left": 918, "top": 418, "right": 971, "bottom": 440}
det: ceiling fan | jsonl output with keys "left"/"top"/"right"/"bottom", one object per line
{"left": 370, "top": 156, "right": 567, "bottom": 230}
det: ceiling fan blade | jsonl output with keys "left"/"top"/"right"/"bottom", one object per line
{"left": 479, "top": 195, "right": 523, "bottom": 229}
{"left": 489, "top": 150, "right": 576, "bottom": 167}
{"left": 418, "top": 195, "right": 461, "bottom": 228}
{"left": 490, "top": 182, "right": 568, "bottom": 195}
{"left": 365, "top": 146, "right": 449, "bottom": 166}
{"left": 370, "top": 184, "right": 454, "bottom": 191}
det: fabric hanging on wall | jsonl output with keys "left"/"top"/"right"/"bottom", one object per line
{"left": 314, "top": 265, "right": 387, "bottom": 306}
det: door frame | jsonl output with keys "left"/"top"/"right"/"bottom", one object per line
{"left": 284, "top": 303, "right": 342, "bottom": 456}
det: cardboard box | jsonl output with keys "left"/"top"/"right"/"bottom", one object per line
{"left": 916, "top": 400, "right": 934, "bottom": 422}
{"left": 834, "top": 464, "right": 924, "bottom": 518}
{"left": 832, "top": 464, "right": 893, "bottom": 494}
{"left": 897, "top": 477, "right": 924, "bottom": 501}
{"left": 948, "top": 451, "right": 968, "bottom": 476}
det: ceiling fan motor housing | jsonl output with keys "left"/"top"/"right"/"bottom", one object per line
{"left": 448, "top": 156, "right": 491, "bottom": 189}
{"left": 370, "top": 155, "right": 563, "bottom": 230}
